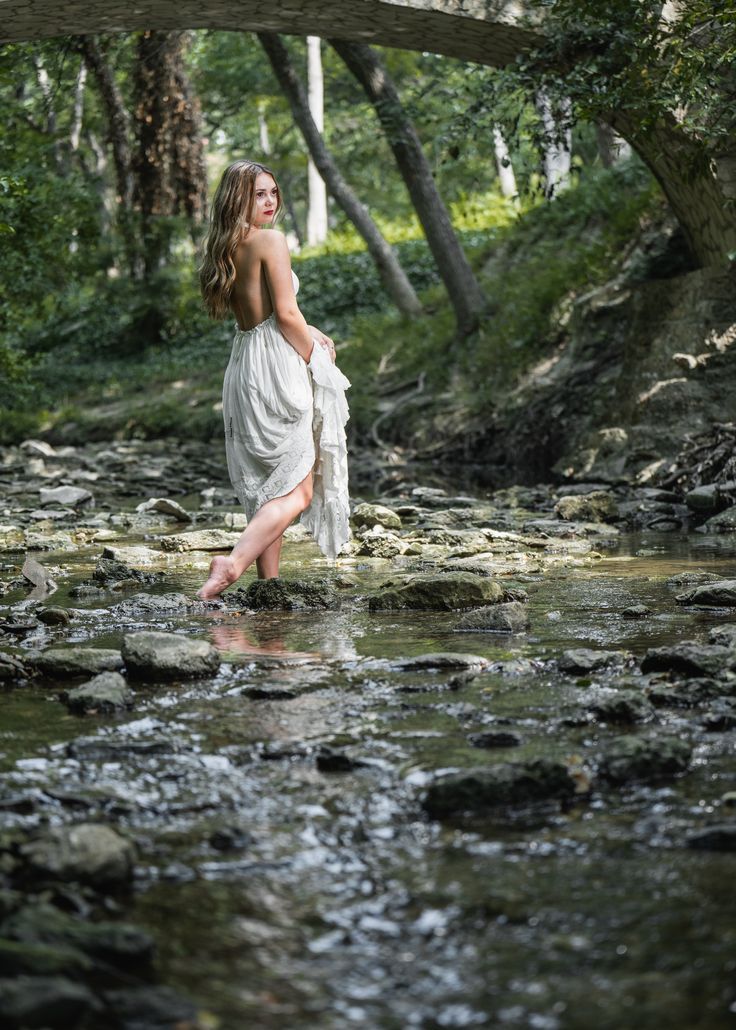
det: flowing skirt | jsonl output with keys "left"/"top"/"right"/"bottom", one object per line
{"left": 222, "top": 313, "right": 351, "bottom": 560}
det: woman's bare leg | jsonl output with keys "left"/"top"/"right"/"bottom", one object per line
{"left": 196, "top": 473, "right": 312, "bottom": 599}
{"left": 256, "top": 534, "right": 283, "bottom": 580}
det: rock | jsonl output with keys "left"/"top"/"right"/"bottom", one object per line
{"left": 665, "top": 571, "right": 719, "bottom": 590}
{"left": 454, "top": 601, "right": 530, "bottom": 633}
{"left": 1, "top": 903, "right": 154, "bottom": 971}
{"left": 18, "top": 824, "right": 136, "bottom": 887}
{"left": 708, "top": 624, "right": 736, "bottom": 648}
{"left": 675, "top": 579, "right": 736, "bottom": 606}
{"left": 422, "top": 529, "right": 491, "bottom": 554}
{"left": 32, "top": 647, "right": 124, "bottom": 678}
{"left": 701, "top": 709, "right": 736, "bottom": 731}
{"left": 0, "top": 938, "right": 93, "bottom": 978}
{"left": 102, "top": 986, "right": 199, "bottom": 1028}
{"left": 558, "top": 649, "right": 626, "bottom": 675}
{"left": 640, "top": 643, "right": 732, "bottom": 678}
{"left": 38, "top": 485, "right": 93, "bottom": 507}
{"left": 599, "top": 735, "right": 691, "bottom": 783}
{"left": 685, "top": 484, "right": 721, "bottom": 512}
{"left": 92, "top": 557, "right": 162, "bottom": 586}
{"left": 134, "top": 497, "right": 193, "bottom": 522}
{"left": 316, "top": 747, "right": 367, "bottom": 772}
{"left": 0, "top": 526, "right": 24, "bottom": 550}
{"left": 699, "top": 505, "right": 736, "bottom": 533}
{"left": 468, "top": 730, "right": 522, "bottom": 748}
{"left": 108, "top": 592, "right": 194, "bottom": 617}
{"left": 62, "top": 672, "right": 134, "bottom": 714}
{"left": 554, "top": 491, "right": 619, "bottom": 523}
{"left": 354, "top": 528, "right": 407, "bottom": 559}
{"left": 685, "top": 824, "right": 736, "bottom": 851}
{"left": 21, "top": 556, "right": 57, "bottom": 593}
{"left": 159, "top": 528, "right": 241, "bottom": 552}
{"left": 622, "top": 604, "right": 652, "bottom": 619}
{"left": 101, "top": 544, "right": 164, "bottom": 565}
{"left": 369, "top": 572, "right": 503, "bottom": 611}
{"left": 350, "top": 502, "right": 402, "bottom": 531}
{"left": 589, "top": 691, "right": 653, "bottom": 724}
{"left": 393, "top": 653, "right": 488, "bottom": 671}
{"left": 36, "top": 606, "right": 71, "bottom": 626}
{"left": 422, "top": 759, "right": 581, "bottom": 818}
{"left": 0, "top": 653, "right": 28, "bottom": 683}
{"left": 122, "top": 631, "right": 220, "bottom": 681}
{"left": 235, "top": 577, "right": 339, "bottom": 611}
{"left": 0, "top": 975, "right": 100, "bottom": 1027}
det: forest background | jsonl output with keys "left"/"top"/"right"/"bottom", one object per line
{"left": 1, "top": 1, "right": 734, "bottom": 488}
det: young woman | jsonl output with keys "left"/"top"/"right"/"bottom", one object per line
{"left": 196, "top": 159, "right": 350, "bottom": 600}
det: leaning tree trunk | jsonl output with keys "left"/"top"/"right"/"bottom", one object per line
{"left": 330, "top": 39, "right": 487, "bottom": 337}
{"left": 257, "top": 32, "right": 423, "bottom": 319}
{"left": 610, "top": 110, "right": 736, "bottom": 268}
{"left": 306, "top": 35, "right": 328, "bottom": 246}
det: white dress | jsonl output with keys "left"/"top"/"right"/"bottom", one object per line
{"left": 222, "top": 270, "right": 351, "bottom": 560}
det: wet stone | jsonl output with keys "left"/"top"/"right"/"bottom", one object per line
{"left": 392, "top": 653, "right": 488, "bottom": 672}
{"left": 708, "top": 624, "right": 736, "bottom": 648}
{"left": 38, "top": 485, "right": 93, "bottom": 507}
{"left": 102, "top": 986, "right": 199, "bottom": 1028}
{"left": 108, "top": 592, "right": 194, "bottom": 617}
{"left": 589, "top": 691, "right": 654, "bottom": 724}
{"left": 92, "top": 557, "right": 162, "bottom": 586}
{"left": 0, "top": 975, "right": 100, "bottom": 1028}
{"left": 622, "top": 604, "right": 652, "bottom": 619}
{"left": 422, "top": 759, "right": 580, "bottom": 818}
{"left": 62, "top": 672, "right": 134, "bottom": 714}
{"left": 0, "top": 937, "right": 93, "bottom": 978}
{"left": 640, "top": 643, "right": 733, "bottom": 678}
{"left": 0, "top": 654, "right": 28, "bottom": 683}
{"left": 698, "top": 505, "right": 736, "bottom": 533}
{"left": 316, "top": 746, "right": 368, "bottom": 772}
{"left": 135, "top": 497, "right": 193, "bottom": 522}
{"left": 17, "top": 824, "right": 136, "bottom": 887}
{"left": 554, "top": 490, "right": 619, "bottom": 523}
{"left": 686, "top": 824, "right": 736, "bottom": 851}
{"left": 234, "top": 577, "right": 339, "bottom": 611}
{"left": 32, "top": 647, "right": 124, "bottom": 678}
{"left": 467, "top": 730, "right": 522, "bottom": 748}
{"left": 454, "top": 601, "right": 530, "bottom": 633}
{"left": 122, "top": 631, "right": 220, "bottom": 681}
{"left": 350, "top": 502, "right": 402, "bottom": 531}
{"left": 684, "top": 484, "right": 720, "bottom": 512}
{"left": 675, "top": 579, "right": 736, "bottom": 606}
{"left": 36, "top": 606, "right": 71, "bottom": 626}
{"left": 701, "top": 709, "right": 736, "bottom": 731}
{"left": 369, "top": 572, "right": 503, "bottom": 611}
{"left": 354, "top": 528, "right": 407, "bottom": 559}
{"left": 558, "top": 649, "right": 627, "bottom": 675}
{"left": 159, "top": 528, "right": 240, "bottom": 552}
{"left": 599, "top": 734, "right": 691, "bottom": 784}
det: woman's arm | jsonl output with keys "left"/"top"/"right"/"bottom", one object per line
{"left": 260, "top": 232, "right": 314, "bottom": 363}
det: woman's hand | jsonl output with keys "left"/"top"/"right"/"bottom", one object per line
{"left": 308, "top": 324, "right": 336, "bottom": 364}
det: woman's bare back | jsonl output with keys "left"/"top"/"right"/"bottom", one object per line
{"left": 229, "top": 234, "right": 275, "bottom": 331}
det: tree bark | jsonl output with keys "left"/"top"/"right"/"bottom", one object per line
{"left": 611, "top": 110, "right": 736, "bottom": 267}
{"left": 330, "top": 38, "right": 487, "bottom": 336}
{"left": 257, "top": 31, "right": 423, "bottom": 319}
{"left": 492, "top": 125, "right": 517, "bottom": 199}
{"left": 306, "top": 36, "right": 328, "bottom": 246}
{"left": 535, "top": 90, "right": 571, "bottom": 199}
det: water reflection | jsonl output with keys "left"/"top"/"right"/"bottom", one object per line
{"left": 201, "top": 610, "right": 361, "bottom": 663}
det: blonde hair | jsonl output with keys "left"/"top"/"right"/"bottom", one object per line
{"left": 199, "top": 159, "right": 283, "bottom": 320}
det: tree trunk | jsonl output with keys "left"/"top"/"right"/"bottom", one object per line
{"left": 257, "top": 32, "right": 423, "bottom": 319}
{"left": 330, "top": 38, "right": 487, "bottom": 336}
{"left": 69, "top": 60, "right": 87, "bottom": 155}
{"left": 611, "top": 110, "right": 736, "bottom": 267}
{"left": 492, "top": 125, "right": 517, "bottom": 199}
{"left": 535, "top": 89, "right": 571, "bottom": 199}
{"left": 594, "top": 121, "right": 631, "bottom": 168}
{"left": 306, "top": 36, "right": 328, "bottom": 246}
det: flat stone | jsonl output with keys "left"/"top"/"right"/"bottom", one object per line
{"left": 622, "top": 604, "right": 652, "bottom": 619}
{"left": 554, "top": 491, "right": 619, "bottom": 523}
{"left": 675, "top": 579, "right": 736, "bottom": 606}
{"left": 454, "top": 601, "right": 530, "bottom": 633}
{"left": 354, "top": 528, "right": 408, "bottom": 559}
{"left": 122, "top": 631, "right": 220, "bottom": 680}
{"left": 589, "top": 691, "right": 653, "bottom": 724}
{"left": 392, "top": 653, "right": 488, "bottom": 671}
{"left": 101, "top": 544, "right": 164, "bottom": 565}
{"left": 369, "top": 572, "right": 503, "bottom": 611}
{"left": 0, "top": 976, "right": 99, "bottom": 1027}
{"left": 599, "top": 735, "right": 691, "bottom": 783}
{"left": 0, "top": 653, "right": 28, "bottom": 683}
{"left": 468, "top": 730, "right": 522, "bottom": 748}
{"left": 32, "top": 647, "right": 124, "bottom": 678}
{"left": 234, "top": 577, "right": 339, "bottom": 611}
{"left": 686, "top": 823, "right": 736, "bottom": 851}
{"left": 640, "top": 643, "right": 733, "bottom": 678}
{"left": 423, "top": 759, "right": 580, "bottom": 818}
{"left": 63, "top": 672, "right": 134, "bottom": 714}
{"left": 159, "top": 528, "right": 240, "bottom": 552}
{"left": 558, "top": 649, "right": 626, "bottom": 674}
{"left": 135, "top": 497, "right": 193, "bottom": 522}
{"left": 350, "top": 502, "right": 402, "bottom": 531}
{"left": 37, "top": 606, "right": 71, "bottom": 626}
{"left": 38, "top": 485, "right": 93, "bottom": 507}
{"left": 685, "top": 484, "right": 720, "bottom": 512}
{"left": 18, "top": 824, "right": 136, "bottom": 886}
{"left": 107, "top": 592, "right": 194, "bottom": 617}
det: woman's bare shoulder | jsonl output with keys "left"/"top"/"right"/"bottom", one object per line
{"left": 252, "top": 229, "right": 290, "bottom": 258}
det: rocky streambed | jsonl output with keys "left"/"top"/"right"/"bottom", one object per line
{"left": 1, "top": 438, "right": 736, "bottom": 1028}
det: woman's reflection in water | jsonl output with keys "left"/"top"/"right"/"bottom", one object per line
{"left": 204, "top": 610, "right": 359, "bottom": 662}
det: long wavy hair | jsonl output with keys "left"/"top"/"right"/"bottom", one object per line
{"left": 199, "top": 159, "right": 283, "bottom": 320}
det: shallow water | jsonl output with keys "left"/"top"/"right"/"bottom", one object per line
{"left": 1, "top": 514, "right": 736, "bottom": 1029}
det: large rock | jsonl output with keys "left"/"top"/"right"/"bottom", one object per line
{"left": 589, "top": 691, "right": 654, "bottom": 724}
{"left": 554, "top": 490, "right": 619, "bottom": 523}
{"left": 675, "top": 579, "right": 736, "bottom": 606}
{"left": 108, "top": 592, "right": 194, "bottom": 617}
{"left": 0, "top": 975, "right": 99, "bottom": 1028}
{"left": 235, "top": 577, "right": 339, "bottom": 611}
{"left": 350, "top": 502, "right": 402, "bottom": 531}
{"left": 159, "top": 528, "right": 241, "bottom": 552}
{"left": 18, "top": 824, "right": 136, "bottom": 887}
{"left": 32, "top": 647, "right": 124, "bottom": 678}
{"left": 0, "top": 653, "right": 28, "bottom": 684}
{"left": 454, "top": 601, "right": 530, "bottom": 633}
{"left": 599, "top": 735, "right": 691, "bottom": 783}
{"left": 38, "top": 485, "right": 93, "bottom": 507}
{"left": 640, "top": 643, "right": 733, "bottom": 678}
{"left": 423, "top": 759, "right": 580, "bottom": 818}
{"left": 709, "top": 624, "right": 736, "bottom": 648}
{"left": 369, "top": 572, "right": 503, "bottom": 611}
{"left": 699, "top": 505, "right": 736, "bottom": 533}
{"left": 134, "top": 497, "right": 193, "bottom": 522}
{"left": 354, "top": 528, "right": 407, "bottom": 559}
{"left": 686, "top": 823, "right": 736, "bottom": 851}
{"left": 101, "top": 544, "right": 164, "bottom": 565}
{"left": 684, "top": 484, "right": 721, "bottom": 512}
{"left": 62, "top": 672, "right": 133, "bottom": 714}
{"left": 122, "top": 631, "right": 220, "bottom": 680}
{"left": 558, "top": 649, "right": 626, "bottom": 675}
{"left": 92, "top": 557, "right": 161, "bottom": 586}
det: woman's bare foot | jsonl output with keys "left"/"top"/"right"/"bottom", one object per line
{"left": 196, "top": 556, "right": 238, "bottom": 600}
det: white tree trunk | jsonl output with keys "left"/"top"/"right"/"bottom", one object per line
{"left": 536, "top": 90, "right": 572, "bottom": 199}
{"left": 306, "top": 35, "right": 328, "bottom": 245}
{"left": 258, "top": 99, "right": 271, "bottom": 156}
{"left": 70, "top": 60, "right": 87, "bottom": 153}
{"left": 492, "top": 125, "right": 517, "bottom": 199}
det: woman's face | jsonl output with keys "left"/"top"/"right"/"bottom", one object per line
{"left": 252, "top": 172, "right": 279, "bottom": 227}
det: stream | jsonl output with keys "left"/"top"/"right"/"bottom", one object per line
{"left": 1, "top": 438, "right": 735, "bottom": 1029}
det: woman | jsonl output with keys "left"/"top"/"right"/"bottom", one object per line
{"left": 196, "top": 159, "right": 351, "bottom": 600}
